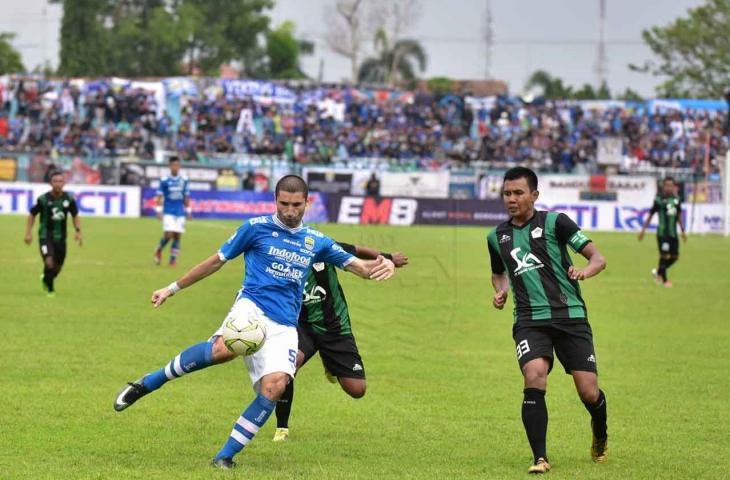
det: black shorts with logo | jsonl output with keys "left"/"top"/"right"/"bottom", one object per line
{"left": 657, "top": 235, "right": 679, "bottom": 256}
{"left": 512, "top": 320, "right": 597, "bottom": 374}
{"left": 39, "top": 240, "right": 67, "bottom": 267}
{"left": 298, "top": 323, "right": 366, "bottom": 379}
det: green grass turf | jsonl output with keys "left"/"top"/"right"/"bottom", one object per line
{"left": 0, "top": 215, "right": 728, "bottom": 479}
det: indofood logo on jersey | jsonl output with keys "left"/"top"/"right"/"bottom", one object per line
{"left": 267, "top": 246, "right": 311, "bottom": 266}
{"left": 510, "top": 247, "right": 544, "bottom": 276}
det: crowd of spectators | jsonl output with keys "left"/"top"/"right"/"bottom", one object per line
{"left": 0, "top": 78, "right": 727, "bottom": 174}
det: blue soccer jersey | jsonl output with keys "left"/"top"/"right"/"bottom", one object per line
{"left": 157, "top": 175, "right": 189, "bottom": 216}
{"left": 218, "top": 215, "right": 355, "bottom": 326}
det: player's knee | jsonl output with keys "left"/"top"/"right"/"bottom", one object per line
{"left": 342, "top": 380, "right": 366, "bottom": 399}
{"left": 578, "top": 385, "right": 599, "bottom": 404}
{"left": 260, "top": 373, "right": 289, "bottom": 401}
{"left": 523, "top": 368, "right": 548, "bottom": 389}
{"left": 295, "top": 351, "right": 305, "bottom": 368}
{"left": 211, "top": 336, "right": 237, "bottom": 363}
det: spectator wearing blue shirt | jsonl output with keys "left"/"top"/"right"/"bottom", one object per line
{"left": 114, "top": 175, "right": 396, "bottom": 469}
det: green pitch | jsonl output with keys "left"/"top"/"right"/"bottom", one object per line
{"left": 1, "top": 215, "right": 728, "bottom": 479}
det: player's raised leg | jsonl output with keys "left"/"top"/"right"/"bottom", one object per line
{"left": 114, "top": 336, "right": 235, "bottom": 411}
{"left": 573, "top": 371, "right": 608, "bottom": 463}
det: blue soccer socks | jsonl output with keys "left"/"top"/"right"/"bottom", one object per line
{"left": 215, "top": 394, "right": 276, "bottom": 460}
{"left": 142, "top": 341, "right": 214, "bottom": 392}
{"left": 169, "top": 238, "right": 180, "bottom": 264}
{"left": 157, "top": 236, "right": 170, "bottom": 251}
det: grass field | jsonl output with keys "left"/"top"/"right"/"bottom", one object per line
{"left": 1, "top": 214, "right": 729, "bottom": 479}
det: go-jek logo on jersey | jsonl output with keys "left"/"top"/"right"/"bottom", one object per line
{"left": 266, "top": 262, "right": 305, "bottom": 282}
{"left": 510, "top": 247, "right": 544, "bottom": 276}
{"left": 267, "top": 246, "right": 311, "bottom": 267}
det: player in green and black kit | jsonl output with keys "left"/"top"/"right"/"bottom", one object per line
{"left": 272, "top": 242, "right": 408, "bottom": 442}
{"left": 638, "top": 177, "right": 686, "bottom": 288}
{"left": 24, "top": 171, "right": 82, "bottom": 297}
{"left": 487, "top": 167, "right": 608, "bottom": 474}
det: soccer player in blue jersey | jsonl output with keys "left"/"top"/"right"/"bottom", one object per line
{"left": 114, "top": 175, "right": 396, "bottom": 469}
{"left": 153, "top": 156, "right": 190, "bottom": 266}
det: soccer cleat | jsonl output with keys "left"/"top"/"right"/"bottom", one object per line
{"left": 650, "top": 268, "right": 661, "bottom": 285}
{"left": 169, "top": 260, "right": 177, "bottom": 267}
{"left": 527, "top": 457, "right": 551, "bottom": 474}
{"left": 663, "top": 280, "right": 673, "bottom": 288}
{"left": 272, "top": 428, "right": 289, "bottom": 442}
{"left": 114, "top": 379, "right": 150, "bottom": 412}
{"left": 46, "top": 292, "right": 56, "bottom": 299}
{"left": 324, "top": 367, "right": 337, "bottom": 384}
{"left": 591, "top": 434, "right": 608, "bottom": 463}
{"left": 153, "top": 249, "right": 161, "bottom": 266}
{"left": 210, "top": 457, "right": 236, "bottom": 469}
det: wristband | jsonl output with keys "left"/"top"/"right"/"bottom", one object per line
{"left": 381, "top": 252, "right": 393, "bottom": 261}
{"left": 167, "top": 281, "right": 181, "bottom": 295}
{"left": 155, "top": 206, "right": 162, "bottom": 214}
{"left": 185, "top": 207, "right": 192, "bottom": 215}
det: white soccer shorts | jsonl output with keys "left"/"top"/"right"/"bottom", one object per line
{"left": 162, "top": 214, "right": 186, "bottom": 233}
{"left": 210, "top": 298, "right": 298, "bottom": 391}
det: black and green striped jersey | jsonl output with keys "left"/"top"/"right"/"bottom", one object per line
{"left": 487, "top": 211, "right": 591, "bottom": 324}
{"left": 299, "top": 242, "right": 356, "bottom": 335}
{"left": 30, "top": 191, "right": 78, "bottom": 242}
{"left": 650, "top": 195, "right": 681, "bottom": 238}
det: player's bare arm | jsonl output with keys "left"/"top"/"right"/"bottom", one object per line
{"left": 155, "top": 194, "right": 163, "bottom": 219}
{"left": 184, "top": 195, "right": 192, "bottom": 220}
{"left": 345, "top": 256, "right": 395, "bottom": 281}
{"left": 73, "top": 214, "right": 83, "bottom": 246}
{"left": 491, "top": 272, "right": 509, "bottom": 309}
{"left": 24, "top": 213, "right": 36, "bottom": 245}
{"left": 151, "top": 253, "right": 226, "bottom": 307}
{"left": 638, "top": 212, "right": 654, "bottom": 241}
{"left": 678, "top": 214, "right": 687, "bottom": 242}
{"left": 351, "top": 244, "right": 409, "bottom": 268}
{"left": 567, "top": 243, "right": 606, "bottom": 281}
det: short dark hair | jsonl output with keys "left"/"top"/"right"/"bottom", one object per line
{"left": 275, "top": 175, "right": 308, "bottom": 199}
{"left": 503, "top": 166, "right": 538, "bottom": 191}
{"left": 663, "top": 176, "right": 675, "bottom": 185}
{"left": 168, "top": 156, "right": 180, "bottom": 164}
{"left": 49, "top": 170, "right": 64, "bottom": 180}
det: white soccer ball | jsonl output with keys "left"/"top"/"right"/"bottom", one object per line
{"left": 221, "top": 314, "right": 266, "bottom": 356}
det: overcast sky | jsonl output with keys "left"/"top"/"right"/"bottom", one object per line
{"left": 0, "top": 0, "right": 707, "bottom": 97}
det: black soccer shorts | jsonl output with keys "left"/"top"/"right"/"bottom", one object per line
{"left": 657, "top": 235, "right": 679, "bottom": 256}
{"left": 39, "top": 240, "right": 67, "bottom": 267}
{"left": 297, "top": 324, "right": 366, "bottom": 379}
{"left": 512, "top": 320, "right": 597, "bottom": 375}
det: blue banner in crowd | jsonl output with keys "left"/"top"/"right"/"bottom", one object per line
{"left": 141, "top": 189, "right": 329, "bottom": 223}
{"left": 219, "top": 80, "right": 297, "bottom": 104}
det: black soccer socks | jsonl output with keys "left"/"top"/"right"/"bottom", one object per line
{"left": 275, "top": 380, "right": 295, "bottom": 429}
{"left": 522, "top": 388, "right": 548, "bottom": 462}
{"left": 583, "top": 389, "right": 608, "bottom": 439}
